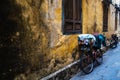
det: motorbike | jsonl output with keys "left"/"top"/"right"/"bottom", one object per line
{"left": 109, "top": 34, "right": 118, "bottom": 48}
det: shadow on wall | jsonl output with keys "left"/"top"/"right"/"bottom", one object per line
{"left": 0, "top": 0, "right": 51, "bottom": 79}
{"left": 0, "top": 0, "right": 26, "bottom": 80}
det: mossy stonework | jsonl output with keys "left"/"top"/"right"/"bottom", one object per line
{"left": 0, "top": 0, "right": 119, "bottom": 80}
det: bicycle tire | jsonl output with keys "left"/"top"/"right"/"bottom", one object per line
{"left": 79, "top": 52, "right": 94, "bottom": 74}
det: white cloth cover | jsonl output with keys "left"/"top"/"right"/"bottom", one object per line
{"left": 78, "top": 34, "right": 96, "bottom": 41}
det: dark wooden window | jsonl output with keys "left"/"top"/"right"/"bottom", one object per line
{"left": 115, "top": 10, "right": 118, "bottom": 31}
{"left": 119, "top": 12, "right": 120, "bottom": 25}
{"left": 62, "top": 0, "right": 82, "bottom": 34}
{"left": 102, "top": 0, "right": 109, "bottom": 32}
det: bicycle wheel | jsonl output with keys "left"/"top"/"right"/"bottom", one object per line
{"left": 79, "top": 52, "right": 94, "bottom": 74}
{"left": 96, "top": 49, "right": 103, "bottom": 65}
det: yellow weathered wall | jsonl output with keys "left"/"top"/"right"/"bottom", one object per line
{"left": 105, "top": 5, "right": 116, "bottom": 38}
{"left": 2, "top": 0, "right": 119, "bottom": 79}
{"left": 82, "top": 0, "right": 117, "bottom": 38}
{"left": 46, "top": 0, "right": 78, "bottom": 77}
{"left": 104, "top": 4, "right": 120, "bottom": 38}
{"left": 37, "top": 0, "right": 118, "bottom": 79}
{"left": 15, "top": 0, "right": 78, "bottom": 79}
{"left": 82, "top": 0, "right": 103, "bottom": 34}
{"left": 116, "top": 13, "right": 120, "bottom": 37}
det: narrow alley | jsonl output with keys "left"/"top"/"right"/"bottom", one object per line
{"left": 71, "top": 43, "right": 120, "bottom": 80}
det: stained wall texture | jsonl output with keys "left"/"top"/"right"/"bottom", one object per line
{"left": 0, "top": 0, "right": 50, "bottom": 80}
{"left": 0, "top": 0, "right": 78, "bottom": 79}
{"left": 107, "top": 4, "right": 116, "bottom": 37}
{"left": 0, "top": 0, "right": 119, "bottom": 80}
{"left": 105, "top": 4, "right": 119, "bottom": 37}
{"left": 82, "top": 0, "right": 103, "bottom": 34}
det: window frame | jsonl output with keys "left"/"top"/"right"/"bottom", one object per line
{"left": 62, "top": 0, "right": 82, "bottom": 34}
{"left": 115, "top": 10, "right": 118, "bottom": 31}
{"left": 102, "top": 0, "right": 109, "bottom": 32}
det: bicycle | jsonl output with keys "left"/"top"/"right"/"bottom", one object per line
{"left": 107, "top": 34, "right": 118, "bottom": 48}
{"left": 78, "top": 40, "right": 103, "bottom": 74}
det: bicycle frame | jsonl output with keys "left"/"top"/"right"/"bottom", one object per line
{"left": 79, "top": 43, "right": 103, "bottom": 74}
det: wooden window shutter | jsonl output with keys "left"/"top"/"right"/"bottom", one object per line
{"left": 63, "top": 0, "right": 82, "bottom": 34}
{"left": 119, "top": 12, "right": 120, "bottom": 25}
{"left": 103, "top": 1, "right": 109, "bottom": 32}
{"left": 115, "top": 10, "right": 118, "bottom": 31}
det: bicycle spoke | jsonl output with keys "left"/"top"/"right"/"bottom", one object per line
{"left": 80, "top": 53, "right": 94, "bottom": 74}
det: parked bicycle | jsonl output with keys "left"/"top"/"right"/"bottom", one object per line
{"left": 107, "top": 34, "right": 118, "bottom": 48}
{"left": 78, "top": 34, "right": 105, "bottom": 74}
